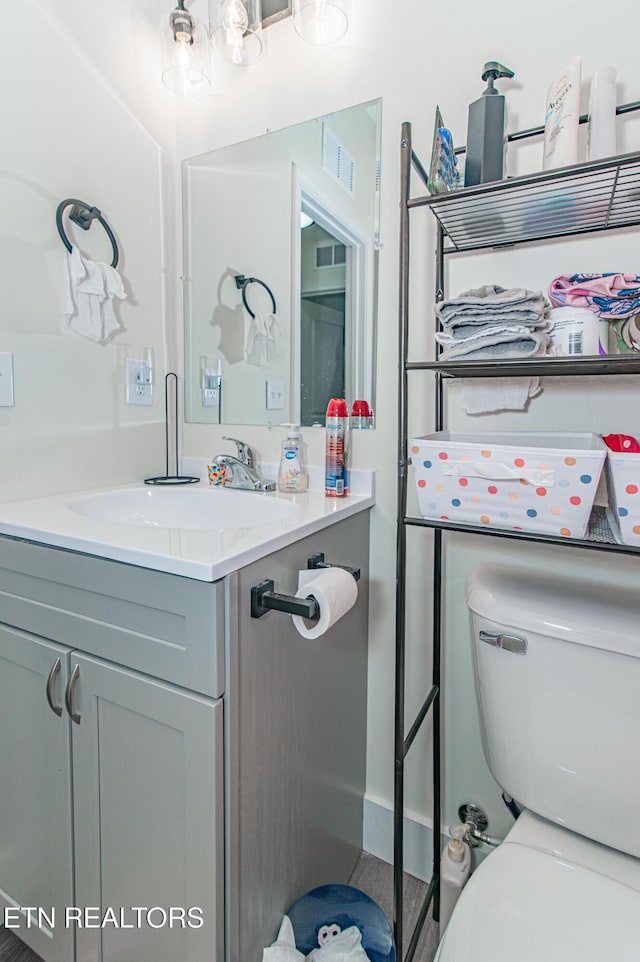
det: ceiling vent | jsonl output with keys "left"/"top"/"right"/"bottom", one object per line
{"left": 322, "top": 127, "right": 355, "bottom": 195}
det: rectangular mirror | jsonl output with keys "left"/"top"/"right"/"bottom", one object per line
{"left": 182, "top": 98, "right": 382, "bottom": 426}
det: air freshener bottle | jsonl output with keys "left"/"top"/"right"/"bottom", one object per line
{"left": 325, "top": 398, "right": 349, "bottom": 497}
{"left": 351, "top": 399, "right": 374, "bottom": 429}
{"left": 278, "top": 425, "right": 308, "bottom": 493}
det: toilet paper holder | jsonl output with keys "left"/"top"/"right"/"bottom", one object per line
{"left": 250, "top": 552, "right": 360, "bottom": 620}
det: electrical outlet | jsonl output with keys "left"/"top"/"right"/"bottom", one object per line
{"left": 0, "top": 352, "right": 14, "bottom": 407}
{"left": 266, "top": 379, "right": 284, "bottom": 410}
{"left": 202, "top": 369, "right": 221, "bottom": 407}
{"left": 126, "top": 359, "right": 153, "bottom": 406}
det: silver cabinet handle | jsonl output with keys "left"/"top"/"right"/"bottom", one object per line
{"left": 479, "top": 630, "right": 527, "bottom": 655}
{"left": 45, "top": 658, "right": 63, "bottom": 717}
{"left": 65, "top": 664, "right": 81, "bottom": 724}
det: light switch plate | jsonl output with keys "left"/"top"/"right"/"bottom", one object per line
{"left": 0, "top": 352, "right": 14, "bottom": 406}
{"left": 266, "top": 379, "right": 284, "bottom": 410}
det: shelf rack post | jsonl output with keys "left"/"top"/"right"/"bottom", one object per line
{"left": 393, "top": 121, "right": 442, "bottom": 961}
{"left": 394, "top": 102, "right": 640, "bottom": 960}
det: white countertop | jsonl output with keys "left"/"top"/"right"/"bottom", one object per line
{"left": 0, "top": 465, "right": 374, "bottom": 582}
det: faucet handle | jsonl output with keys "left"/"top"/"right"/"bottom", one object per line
{"left": 222, "top": 436, "right": 256, "bottom": 469}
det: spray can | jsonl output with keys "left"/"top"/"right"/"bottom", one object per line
{"left": 325, "top": 398, "right": 349, "bottom": 497}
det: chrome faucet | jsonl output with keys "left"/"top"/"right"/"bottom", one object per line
{"left": 211, "top": 437, "right": 276, "bottom": 492}
{"left": 222, "top": 436, "right": 257, "bottom": 470}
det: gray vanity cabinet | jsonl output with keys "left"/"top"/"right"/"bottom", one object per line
{"left": 0, "top": 537, "right": 225, "bottom": 962}
{"left": 0, "top": 507, "right": 370, "bottom": 962}
{"left": 69, "top": 652, "right": 223, "bottom": 962}
{"left": 0, "top": 625, "right": 74, "bottom": 962}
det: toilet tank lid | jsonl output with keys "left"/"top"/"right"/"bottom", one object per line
{"left": 465, "top": 564, "right": 640, "bottom": 659}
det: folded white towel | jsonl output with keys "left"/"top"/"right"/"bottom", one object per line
{"left": 63, "top": 246, "right": 126, "bottom": 343}
{"left": 461, "top": 376, "right": 542, "bottom": 415}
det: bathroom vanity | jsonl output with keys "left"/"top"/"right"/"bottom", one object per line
{"left": 0, "top": 480, "right": 372, "bottom": 962}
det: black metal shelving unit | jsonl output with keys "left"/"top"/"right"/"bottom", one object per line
{"left": 394, "top": 115, "right": 640, "bottom": 960}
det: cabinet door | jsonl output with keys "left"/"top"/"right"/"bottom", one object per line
{"left": 70, "top": 653, "right": 223, "bottom": 962}
{"left": 0, "top": 624, "right": 74, "bottom": 962}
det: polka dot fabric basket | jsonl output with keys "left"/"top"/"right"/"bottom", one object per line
{"left": 605, "top": 449, "right": 640, "bottom": 546}
{"left": 409, "top": 431, "right": 607, "bottom": 539}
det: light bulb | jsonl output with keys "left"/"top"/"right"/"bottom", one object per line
{"left": 222, "top": 0, "right": 248, "bottom": 52}
{"left": 175, "top": 38, "right": 193, "bottom": 95}
{"left": 162, "top": 3, "right": 211, "bottom": 96}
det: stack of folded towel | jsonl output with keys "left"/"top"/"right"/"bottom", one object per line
{"left": 435, "top": 284, "right": 551, "bottom": 414}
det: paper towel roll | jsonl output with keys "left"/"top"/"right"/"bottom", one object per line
{"left": 292, "top": 567, "right": 358, "bottom": 639}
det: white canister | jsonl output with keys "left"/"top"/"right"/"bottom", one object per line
{"left": 587, "top": 65, "right": 617, "bottom": 161}
{"left": 548, "top": 306, "right": 609, "bottom": 356}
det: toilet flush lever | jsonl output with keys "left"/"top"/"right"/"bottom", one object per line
{"left": 479, "top": 630, "right": 527, "bottom": 655}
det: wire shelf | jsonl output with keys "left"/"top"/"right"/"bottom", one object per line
{"left": 406, "top": 355, "right": 640, "bottom": 377}
{"left": 411, "top": 151, "right": 640, "bottom": 253}
{"left": 403, "top": 514, "right": 640, "bottom": 555}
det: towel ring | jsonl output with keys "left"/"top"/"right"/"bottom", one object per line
{"left": 234, "top": 274, "right": 277, "bottom": 319}
{"left": 56, "top": 198, "right": 119, "bottom": 269}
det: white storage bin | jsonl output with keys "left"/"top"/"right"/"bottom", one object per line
{"left": 605, "top": 450, "right": 640, "bottom": 546}
{"left": 409, "top": 431, "right": 607, "bottom": 539}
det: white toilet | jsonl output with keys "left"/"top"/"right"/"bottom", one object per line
{"left": 435, "top": 563, "right": 640, "bottom": 962}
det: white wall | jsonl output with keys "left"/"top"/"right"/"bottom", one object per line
{"left": 0, "top": 0, "right": 176, "bottom": 501}
{"left": 178, "top": 0, "right": 640, "bottom": 854}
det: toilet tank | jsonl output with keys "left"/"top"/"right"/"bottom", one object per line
{"left": 466, "top": 564, "right": 640, "bottom": 858}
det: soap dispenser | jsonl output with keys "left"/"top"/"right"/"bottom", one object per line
{"left": 439, "top": 823, "right": 472, "bottom": 932}
{"left": 464, "top": 61, "right": 515, "bottom": 187}
{"left": 278, "top": 425, "right": 308, "bottom": 493}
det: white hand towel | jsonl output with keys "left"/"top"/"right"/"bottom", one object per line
{"left": 99, "top": 261, "right": 126, "bottom": 340}
{"left": 246, "top": 312, "right": 280, "bottom": 366}
{"left": 64, "top": 246, "right": 126, "bottom": 343}
{"left": 461, "top": 376, "right": 542, "bottom": 415}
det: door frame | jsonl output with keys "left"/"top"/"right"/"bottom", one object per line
{"left": 291, "top": 164, "right": 372, "bottom": 424}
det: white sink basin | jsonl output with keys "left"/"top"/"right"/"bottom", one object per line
{"left": 69, "top": 485, "right": 298, "bottom": 530}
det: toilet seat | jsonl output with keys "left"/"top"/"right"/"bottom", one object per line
{"left": 436, "top": 823, "right": 640, "bottom": 962}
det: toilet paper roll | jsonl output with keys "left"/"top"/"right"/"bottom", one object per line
{"left": 292, "top": 566, "right": 358, "bottom": 639}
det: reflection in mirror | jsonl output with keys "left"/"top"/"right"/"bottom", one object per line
{"left": 183, "top": 98, "right": 381, "bottom": 426}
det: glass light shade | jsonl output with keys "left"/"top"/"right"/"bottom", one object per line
{"left": 211, "top": 0, "right": 263, "bottom": 66}
{"left": 292, "top": 0, "right": 348, "bottom": 44}
{"left": 162, "top": 10, "right": 212, "bottom": 96}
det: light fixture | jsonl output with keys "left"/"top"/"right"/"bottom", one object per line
{"left": 162, "top": 0, "right": 212, "bottom": 96}
{"left": 162, "top": 0, "right": 348, "bottom": 96}
{"left": 211, "top": 0, "right": 263, "bottom": 66}
{"left": 300, "top": 212, "right": 315, "bottom": 229}
{"left": 292, "top": 0, "right": 348, "bottom": 45}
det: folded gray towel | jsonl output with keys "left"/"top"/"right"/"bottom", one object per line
{"left": 439, "top": 330, "right": 550, "bottom": 361}
{"left": 436, "top": 320, "right": 552, "bottom": 345}
{"left": 436, "top": 285, "right": 549, "bottom": 329}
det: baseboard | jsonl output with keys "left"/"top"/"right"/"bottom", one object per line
{"left": 362, "top": 793, "right": 434, "bottom": 884}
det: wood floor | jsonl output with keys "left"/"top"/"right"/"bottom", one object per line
{"left": 349, "top": 852, "right": 440, "bottom": 962}
{"left": 0, "top": 852, "right": 440, "bottom": 962}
